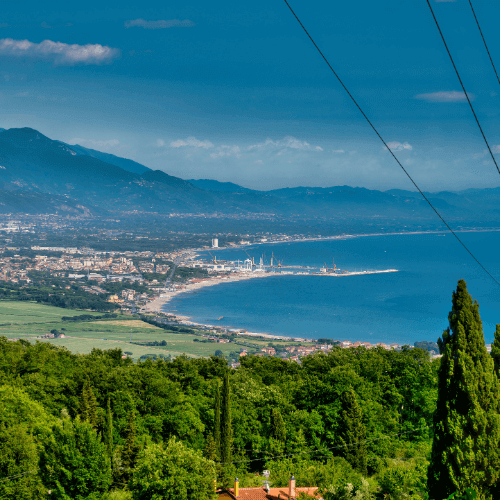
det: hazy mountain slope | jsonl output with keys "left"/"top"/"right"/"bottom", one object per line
{"left": 0, "top": 188, "right": 101, "bottom": 215}
{"left": 188, "top": 179, "right": 255, "bottom": 193}
{"left": 0, "top": 127, "right": 498, "bottom": 222}
{"left": 62, "top": 142, "right": 152, "bottom": 175}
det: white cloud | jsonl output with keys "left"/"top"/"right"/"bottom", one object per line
{"left": 210, "top": 145, "right": 241, "bottom": 159}
{"left": 0, "top": 38, "right": 120, "bottom": 65}
{"left": 414, "top": 91, "right": 474, "bottom": 103}
{"left": 493, "top": 146, "right": 500, "bottom": 153}
{"left": 169, "top": 136, "right": 214, "bottom": 149}
{"left": 156, "top": 139, "right": 165, "bottom": 147}
{"left": 125, "top": 19, "right": 195, "bottom": 29}
{"left": 0, "top": 23, "right": 9, "bottom": 28}
{"left": 247, "top": 136, "right": 322, "bottom": 152}
{"left": 386, "top": 141, "right": 413, "bottom": 152}
{"left": 332, "top": 149, "right": 345, "bottom": 154}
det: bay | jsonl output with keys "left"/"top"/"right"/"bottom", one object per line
{"left": 162, "top": 231, "right": 500, "bottom": 345}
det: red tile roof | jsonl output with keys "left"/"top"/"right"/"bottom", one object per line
{"left": 219, "top": 486, "right": 322, "bottom": 500}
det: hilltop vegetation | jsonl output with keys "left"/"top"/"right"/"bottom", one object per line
{"left": 0, "top": 335, "right": 437, "bottom": 499}
{"left": 0, "top": 280, "right": 499, "bottom": 499}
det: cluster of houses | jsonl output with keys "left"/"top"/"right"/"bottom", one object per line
{"left": 0, "top": 246, "right": 180, "bottom": 289}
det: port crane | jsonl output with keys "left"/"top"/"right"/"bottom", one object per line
{"left": 242, "top": 249, "right": 254, "bottom": 266}
{"left": 270, "top": 252, "right": 283, "bottom": 269}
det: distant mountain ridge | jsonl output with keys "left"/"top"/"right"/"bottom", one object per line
{"left": 188, "top": 179, "right": 256, "bottom": 193}
{"left": 60, "top": 142, "right": 152, "bottom": 175}
{"left": 0, "top": 126, "right": 498, "bottom": 221}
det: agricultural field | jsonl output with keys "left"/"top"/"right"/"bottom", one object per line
{"left": 0, "top": 300, "right": 102, "bottom": 325}
{"left": 0, "top": 301, "right": 250, "bottom": 360}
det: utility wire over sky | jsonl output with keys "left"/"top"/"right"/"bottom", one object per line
{"left": 282, "top": 0, "right": 500, "bottom": 288}
{"left": 468, "top": 0, "right": 500, "bottom": 88}
{"left": 426, "top": 0, "right": 500, "bottom": 176}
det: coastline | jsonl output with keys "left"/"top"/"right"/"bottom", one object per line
{"left": 141, "top": 272, "right": 303, "bottom": 341}
{"left": 141, "top": 228, "right": 500, "bottom": 344}
{"left": 210, "top": 226, "right": 500, "bottom": 252}
{"left": 141, "top": 269, "right": 398, "bottom": 342}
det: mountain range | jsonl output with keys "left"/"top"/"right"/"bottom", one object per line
{"left": 0, "top": 127, "right": 498, "bottom": 223}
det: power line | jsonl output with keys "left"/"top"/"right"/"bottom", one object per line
{"left": 426, "top": 0, "right": 500, "bottom": 176}
{"left": 216, "top": 425, "right": 430, "bottom": 465}
{"left": 0, "top": 469, "right": 39, "bottom": 483}
{"left": 468, "top": 0, "right": 500, "bottom": 87}
{"left": 282, "top": 0, "right": 500, "bottom": 288}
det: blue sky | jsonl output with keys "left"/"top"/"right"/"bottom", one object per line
{"left": 2, "top": 0, "right": 500, "bottom": 191}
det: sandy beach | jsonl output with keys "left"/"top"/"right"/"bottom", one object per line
{"left": 140, "top": 272, "right": 315, "bottom": 341}
{"left": 140, "top": 268, "right": 397, "bottom": 342}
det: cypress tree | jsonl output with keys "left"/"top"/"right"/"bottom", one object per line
{"left": 103, "top": 398, "right": 113, "bottom": 461}
{"left": 271, "top": 408, "right": 286, "bottom": 443}
{"left": 338, "top": 386, "right": 367, "bottom": 475}
{"left": 214, "top": 381, "right": 221, "bottom": 461}
{"left": 204, "top": 434, "right": 217, "bottom": 462}
{"left": 428, "top": 280, "right": 500, "bottom": 500}
{"left": 121, "top": 412, "right": 139, "bottom": 485}
{"left": 490, "top": 324, "right": 500, "bottom": 377}
{"left": 220, "top": 372, "right": 232, "bottom": 464}
{"left": 80, "top": 379, "right": 98, "bottom": 429}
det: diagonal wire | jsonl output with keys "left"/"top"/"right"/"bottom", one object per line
{"left": 468, "top": 0, "right": 500, "bottom": 87}
{"left": 426, "top": 0, "right": 500, "bottom": 175}
{"left": 281, "top": 0, "right": 500, "bottom": 287}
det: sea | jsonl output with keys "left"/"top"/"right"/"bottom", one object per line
{"left": 162, "top": 231, "right": 500, "bottom": 345}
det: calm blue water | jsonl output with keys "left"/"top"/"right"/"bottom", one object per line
{"left": 162, "top": 231, "right": 500, "bottom": 345}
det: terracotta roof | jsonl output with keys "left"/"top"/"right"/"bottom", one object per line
{"left": 218, "top": 486, "right": 322, "bottom": 500}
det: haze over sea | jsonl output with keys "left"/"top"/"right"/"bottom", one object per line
{"left": 163, "top": 231, "right": 500, "bottom": 345}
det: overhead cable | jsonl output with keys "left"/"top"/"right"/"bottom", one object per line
{"left": 468, "top": 0, "right": 500, "bottom": 88}
{"left": 282, "top": 0, "right": 500, "bottom": 288}
{"left": 426, "top": 0, "right": 500, "bottom": 176}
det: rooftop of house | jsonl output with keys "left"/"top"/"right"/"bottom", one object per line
{"left": 218, "top": 486, "right": 322, "bottom": 500}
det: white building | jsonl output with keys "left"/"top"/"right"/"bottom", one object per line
{"left": 212, "top": 238, "right": 219, "bottom": 248}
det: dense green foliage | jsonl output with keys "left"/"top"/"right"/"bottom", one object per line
{"left": 428, "top": 280, "right": 500, "bottom": 500}
{"left": 171, "top": 266, "right": 209, "bottom": 282}
{"left": 338, "top": 387, "right": 367, "bottom": 475}
{"left": 0, "top": 332, "right": 438, "bottom": 498}
{"left": 0, "top": 280, "right": 119, "bottom": 311}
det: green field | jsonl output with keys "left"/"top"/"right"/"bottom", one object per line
{"left": 0, "top": 301, "right": 248, "bottom": 360}
{"left": 0, "top": 300, "right": 103, "bottom": 324}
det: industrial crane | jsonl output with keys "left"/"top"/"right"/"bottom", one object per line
{"left": 242, "top": 249, "right": 254, "bottom": 266}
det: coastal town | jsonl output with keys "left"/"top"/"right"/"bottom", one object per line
{"left": 0, "top": 237, "right": 448, "bottom": 363}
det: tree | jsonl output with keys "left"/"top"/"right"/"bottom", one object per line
{"left": 428, "top": 280, "right": 500, "bottom": 500}
{"left": 0, "top": 424, "right": 46, "bottom": 500}
{"left": 130, "top": 438, "right": 217, "bottom": 500}
{"left": 220, "top": 372, "right": 232, "bottom": 464}
{"left": 269, "top": 408, "right": 287, "bottom": 455}
{"left": 214, "top": 381, "right": 221, "bottom": 461}
{"left": 40, "top": 417, "right": 112, "bottom": 500}
{"left": 121, "top": 412, "right": 139, "bottom": 485}
{"left": 338, "top": 387, "right": 367, "bottom": 475}
{"left": 490, "top": 324, "right": 500, "bottom": 377}
{"left": 104, "top": 398, "right": 114, "bottom": 461}
{"left": 80, "top": 379, "right": 98, "bottom": 429}
{"left": 271, "top": 408, "right": 287, "bottom": 443}
{"left": 204, "top": 434, "right": 217, "bottom": 461}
